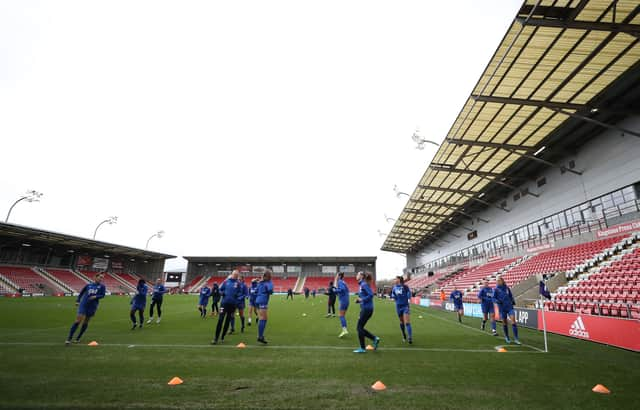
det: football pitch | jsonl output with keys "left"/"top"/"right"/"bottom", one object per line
{"left": 0, "top": 295, "right": 638, "bottom": 409}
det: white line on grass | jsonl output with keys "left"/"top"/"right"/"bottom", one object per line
{"left": 0, "top": 341, "right": 544, "bottom": 353}
{"left": 411, "top": 305, "right": 546, "bottom": 353}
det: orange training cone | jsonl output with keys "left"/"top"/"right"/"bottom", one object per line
{"left": 236, "top": 342, "right": 246, "bottom": 349}
{"left": 168, "top": 377, "right": 183, "bottom": 386}
{"left": 88, "top": 341, "right": 99, "bottom": 346}
{"left": 371, "top": 381, "right": 386, "bottom": 391}
{"left": 366, "top": 345, "right": 374, "bottom": 351}
{"left": 497, "top": 347, "right": 507, "bottom": 353}
{"left": 592, "top": 384, "right": 611, "bottom": 394}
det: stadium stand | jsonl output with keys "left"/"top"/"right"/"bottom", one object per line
{"left": 0, "top": 266, "right": 66, "bottom": 294}
{"left": 40, "top": 268, "right": 88, "bottom": 292}
{"left": 78, "top": 270, "right": 135, "bottom": 293}
{"left": 183, "top": 275, "right": 204, "bottom": 292}
{"left": 115, "top": 272, "right": 142, "bottom": 289}
{"left": 489, "top": 236, "right": 625, "bottom": 290}
{"left": 548, "top": 235, "right": 640, "bottom": 318}
{"left": 301, "top": 276, "right": 332, "bottom": 291}
{"left": 271, "top": 277, "right": 298, "bottom": 293}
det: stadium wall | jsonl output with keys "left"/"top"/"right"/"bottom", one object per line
{"left": 410, "top": 116, "right": 640, "bottom": 270}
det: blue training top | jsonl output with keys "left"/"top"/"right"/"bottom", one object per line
{"left": 249, "top": 282, "right": 258, "bottom": 303}
{"left": 199, "top": 286, "right": 211, "bottom": 303}
{"left": 450, "top": 290, "right": 463, "bottom": 307}
{"left": 77, "top": 282, "right": 106, "bottom": 310}
{"left": 255, "top": 280, "right": 273, "bottom": 306}
{"left": 357, "top": 280, "right": 374, "bottom": 311}
{"left": 477, "top": 286, "right": 494, "bottom": 305}
{"left": 132, "top": 283, "right": 148, "bottom": 308}
{"left": 391, "top": 284, "right": 411, "bottom": 307}
{"left": 336, "top": 279, "right": 350, "bottom": 304}
{"left": 152, "top": 284, "right": 166, "bottom": 300}
{"left": 493, "top": 284, "right": 515, "bottom": 312}
{"left": 236, "top": 281, "right": 249, "bottom": 305}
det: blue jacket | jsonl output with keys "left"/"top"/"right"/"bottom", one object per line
{"left": 220, "top": 278, "right": 242, "bottom": 305}
{"left": 357, "top": 280, "right": 374, "bottom": 311}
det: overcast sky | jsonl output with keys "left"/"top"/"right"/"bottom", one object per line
{"left": 0, "top": 0, "right": 522, "bottom": 279}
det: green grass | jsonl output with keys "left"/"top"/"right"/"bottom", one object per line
{"left": 0, "top": 295, "right": 638, "bottom": 409}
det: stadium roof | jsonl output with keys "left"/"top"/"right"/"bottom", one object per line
{"left": 0, "top": 222, "right": 176, "bottom": 260}
{"left": 382, "top": 0, "right": 640, "bottom": 254}
{"left": 184, "top": 256, "right": 376, "bottom": 264}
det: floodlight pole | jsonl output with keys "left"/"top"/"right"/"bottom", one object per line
{"left": 146, "top": 230, "right": 165, "bottom": 249}
{"left": 93, "top": 216, "right": 117, "bottom": 240}
{"left": 5, "top": 190, "right": 43, "bottom": 223}
{"left": 5, "top": 197, "right": 28, "bottom": 223}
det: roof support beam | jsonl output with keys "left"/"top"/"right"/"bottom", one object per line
{"left": 446, "top": 138, "right": 583, "bottom": 176}
{"left": 407, "top": 200, "right": 490, "bottom": 223}
{"left": 419, "top": 186, "right": 510, "bottom": 212}
{"left": 471, "top": 94, "right": 637, "bottom": 116}
{"left": 516, "top": 17, "right": 640, "bottom": 38}
{"left": 429, "top": 164, "right": 539, "bottom": 197}
{"left": 553, "top": 108, "right": 640, "bottom": 139}
{"left": 471, "top": 94, "right": 587, "bottom": 111}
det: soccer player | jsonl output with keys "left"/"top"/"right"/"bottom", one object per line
{"left": 247, "top": 279, "right": 259, "bottom": 326}
{"left": 65, "top": 273, "right": 106, "bottom": 345}
{"left": 147, "top": 278, "right": 167, "bottom": 324}
{"left": 212, "top": 271, "right": 242, "bottom": 344}
{"left": 391, "top": 276, "right": 413, "bottom": 344}
{"left": 494, "top": 276, "right": 521, "bottom": 345}
{"left": 353, "top": 271, "right": 380, "bottom": 353}
{"left": 477, "top": 280, "right": 497, "bottom": 335}
{"left": 450, "top": 286, "right": 464, "bottom": 323}
{"left": 286, "top": 288, "right": 294, "bottom": 300}
{"left": 256, "top": 270, "right": 274, "bottom": 344}
{"left": 198, "top": 284, "right": 211, "bottom": 318}
{"left": 304, "top": 287, "right": 310, "bottom": 299}
{"left": 210, "top": 283, "right": 221, "bottom": 316}
{"left": 312, "top": 289, "right": 316, "bottom": 298}
{"left": 230, "top": 275, "right": 249, "bottom": 333}
{"left": 326, "top": 280, "right": 336, "bottom": 317}
{"left": 334, "top": 272, "right": 350, "bottom": 337}
{"left": 130, "top": 279, "right": 148, "bottom": 329}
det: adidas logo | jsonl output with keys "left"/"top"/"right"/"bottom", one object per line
{"left": 569, "top": 316, "right": 590, "bottom": 339}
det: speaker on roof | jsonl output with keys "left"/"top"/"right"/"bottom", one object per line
{"left": 428, "top": 271, "right": 434, "bottom": 277}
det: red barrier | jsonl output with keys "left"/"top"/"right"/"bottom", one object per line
{"left": 541, "top": 311, "right": 640, "bottom": 351}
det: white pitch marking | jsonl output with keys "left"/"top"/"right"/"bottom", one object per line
{"left": 0, "top": 341, "right": 543, "bottom": 353}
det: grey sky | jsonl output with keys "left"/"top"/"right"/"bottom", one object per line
{"left": 0, "top": 0, "right": 522, "bottom": 278}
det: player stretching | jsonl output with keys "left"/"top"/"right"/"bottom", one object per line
{"left": 212, "top": 271, "right": 241, "bottom": 344}
{"left": 391, "top": 276, "right": 413, "bottom": 344}
{"left": 147, "top": 278, "right": 167, "bottom": 324}
{"left": 130, "top": 279, "right": 148, "bottom": 330}
{"left": 230, "top": 275, "right": 249, "bottom": 333}
{"left": 247, "top": 279, "right": 259, "bottom": 326}
{"left": 65, "top": 273, "right": 106, "bottom": 345}
{"left": 334, "top": 272, "right": 350, "bottom": 338}
{"left": 477, "top": 280, "right": 497, "bottom": 336}
{"left": 449, "top": 287, "right": 464, "bottom": 323}
{"left": 256, "top": 270, "right": 274, "bottom": 344}
{"left": 198, "top": 285, "right": 211, "bottom": 318}
{"left": 494, "top": 276, "right": 520, "bottom": 345}
{"left": 353, "top": 272, "right": 380, "bottom": 353}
